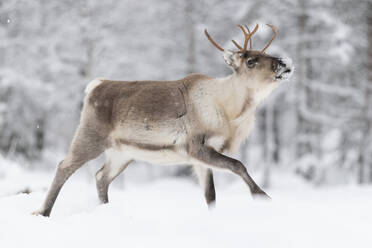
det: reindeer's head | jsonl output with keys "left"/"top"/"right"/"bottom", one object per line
{"left": 205, "top": 24, "right": 293, "bottom": 88}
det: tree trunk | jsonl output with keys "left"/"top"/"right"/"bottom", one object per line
{"left": 185, "top": 1, "right": 196, "bottom": 74}
{"left": 262, "top": 105, "right": 274, "bottom": 188}
{"left": 273, "top": 105, "right": 281, "bottom": 163}
{"left": 294, "top": 0, "right": 308, "bottom": 159}
{"left": 357, "top": 0, "right": 372, "bottom": 184}
{"left": 366, "top": 0, "right": 372, "bottom": 183}
{"left": 240, "top": 141, "right": 249, "bottom": 165}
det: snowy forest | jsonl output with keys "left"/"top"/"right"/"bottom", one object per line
{"left": 0, "top": 0, "right": 372, "bottom": 247}
{"left": 1, "top": 0, "right": 371, "bottom": 186}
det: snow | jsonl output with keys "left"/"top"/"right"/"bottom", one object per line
{"left": 0, "top": 158, "right": 371, "bottom": 248}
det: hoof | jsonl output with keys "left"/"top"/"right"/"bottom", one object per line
{"left": 252, "top": 189, "right": 271, "bottom": 200}
{"left": 31, "top": 209, "right": 50, "bottom": 217}
{"left": 207, "top": 201, "right": 216, "bottom": 210}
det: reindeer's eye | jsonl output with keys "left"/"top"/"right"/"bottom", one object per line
{"left": 247, "top": 57, "right": 257, "bottom": 68}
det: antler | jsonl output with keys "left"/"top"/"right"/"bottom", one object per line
{"left": 231, "top": 40, "right": 242, "bottom": 50}
{"left": 231, "top": 24, "right": 259, "bottom": 53}
{"left": 204, "top": 29, "right": 225, "bottom": 52}
{"left": 232, "top": 25, "right": 254, "bottom": 51}
{"left": 205, "top": 24, "right": 277, "bottom": 53}
{"left": 244, "top": 25, "right": 253, "bottom": 50}
{"left": 261, "top": 24, "right": 277, "bottom": 53}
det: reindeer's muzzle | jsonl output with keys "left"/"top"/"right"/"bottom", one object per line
{"left": 272, "top": 57, "right": 294, "bottom": 81}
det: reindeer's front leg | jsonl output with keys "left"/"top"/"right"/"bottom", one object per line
{"left": 188, "top": 135, "right": 270, "bottom": 199}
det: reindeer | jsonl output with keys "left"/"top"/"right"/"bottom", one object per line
{"left": 33, "top": 24, "right": 293, "bottom": 216}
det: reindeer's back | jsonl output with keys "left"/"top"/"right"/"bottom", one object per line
{"left": 84, "top": 74, "right": 210, "bottom": 146}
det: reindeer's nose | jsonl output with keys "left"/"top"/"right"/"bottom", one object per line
{"left": 274, "top": 57, "right": 294, "bottom": 81}
{"left": 272, "top": 58, "right": 286, "bottom": 72}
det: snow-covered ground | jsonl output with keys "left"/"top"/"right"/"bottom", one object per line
{"left": 0, "top": 159, "right": 372, "bottom": 248}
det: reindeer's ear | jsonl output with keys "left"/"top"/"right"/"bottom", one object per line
{"left": 223, "top": 51, "right": 239, "bottom": 70}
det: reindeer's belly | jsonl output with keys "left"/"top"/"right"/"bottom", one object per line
{"left": 106, "top": 144, "right": 189, "bottom": 166}
{"left": 107, "top": 115, "right": 189, "bottom": 166}
{"left": 110, "top": 116, "right": 186, "bottom": 146}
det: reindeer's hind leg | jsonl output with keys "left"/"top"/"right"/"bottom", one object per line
{"left": 193, "top": 165, "right": 216, "bottom": 208}
{"left": 33, "top": 124, "right": 107, "bottom": 217}
{"left": 96, "top": 155, "right": 132, "bottom": 204}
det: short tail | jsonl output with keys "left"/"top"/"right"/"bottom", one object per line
{"left": 85, "top": 78, "right": 104, "bottom": 95}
